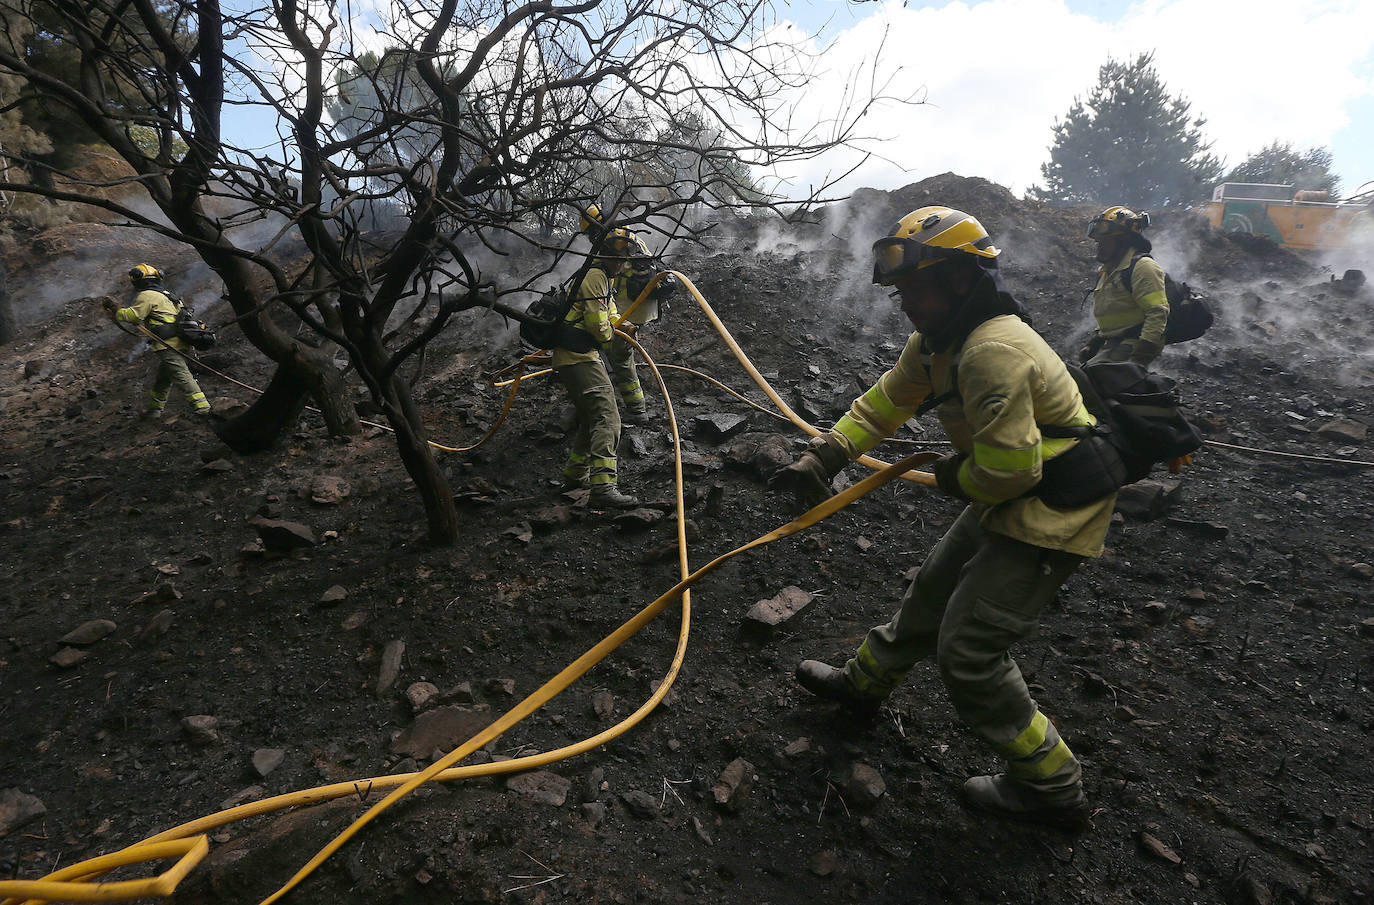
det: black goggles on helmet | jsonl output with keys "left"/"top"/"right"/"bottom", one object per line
{"left": 871, "top": 236, "right": 961, "bottom": 284}
{"left": 1087, "top": 211, "right": 1150, "bottom": 240}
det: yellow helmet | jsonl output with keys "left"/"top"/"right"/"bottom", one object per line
{"left": 596, "top": 226, "right": 634, "bottom": 256}
{"left": 579, "top": 204, "right": 604, "bottom": 234}
{"left": 128, "top": 263, "right": 163, "bottom": 283}
{"left": 871, "top": 207, "right": 1000, "bottom": 285}
{"left": 1087, "top": 206, "right": 1150, "bottom": 240}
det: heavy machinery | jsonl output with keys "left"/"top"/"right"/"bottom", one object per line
{"left": 1201, "top": 181, "right": 1373, "bottom": 250}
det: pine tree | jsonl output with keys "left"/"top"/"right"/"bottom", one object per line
{"left": 1032, "top": 53, "right": 1222, "bottom": 208}
{"left": 1225, "top": 142, "right": 1341, "bottom": 197}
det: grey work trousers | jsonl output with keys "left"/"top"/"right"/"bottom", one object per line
{"left": 843, "top": 505, "right": 1086, "bottom": 792}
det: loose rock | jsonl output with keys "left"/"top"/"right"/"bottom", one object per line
{"left": 252, "top": 748, "right": 285, "bottom": 777}
{"left": 712, "top": 758, "right": 754, "bottom": 812}
{"left": 505, "top": 770, "right": 571, "bottom": 806}
{"left": 0, "top": 788, "right": 47, "bottom": 837}
{"left": 59, "top": 619, "right": 117, "bottom": 645}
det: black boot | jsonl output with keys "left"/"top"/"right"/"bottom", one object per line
{"left": 962, "top": 774, "right": 1090, "bottom": 831}
{"left": 795, "top": 660, "right": 883, "bottom": 715}
{"left": 589, "top": 485, "right": 640, "bottom": 509}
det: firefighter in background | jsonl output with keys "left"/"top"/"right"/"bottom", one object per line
{"left": 580, "top": 204, "right": 664, "bottom": 424}
{"left": 101, "top": 264, "right": 211, "bottom": 420}
{"left": 553, "top": 233, "right": 640, "bottom": 509}
{"left": 1079, "top": 206, "right": 1168, "bottom": 368}
{"left": 770, "top": 207, "right": 1119, "bottom": 830}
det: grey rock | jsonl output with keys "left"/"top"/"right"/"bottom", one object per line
{"left": 390, "top": 705, "right": 493, "bottom": 758}
{"left": 0, "top": 788, "right": 47, "bottom": 837}
{"left": 712, "top": 758, "right": 754, "bottom": 812}
{"left": 376, "top": 639, "right": 405, "bottom": 696}
{"left": 405, "top": 681, "right": 440, "bottom": 712}
{"left": 505, "top": 770, "right": 571, "bottom": 806}
{"left": 136, "top": 609, "right": 176, "bottom": 644}
{"left": 843, "top": 762, "right": 886, "bottom": 808}
{"left": 60, "top": 619, "right": 118, "bottom": 645}
{"left": 441, "top": 681, "right": 475, "bottom": 703}
{"left": 612, "top": 508, "right": 664, "bottom": 530}
{"left": 620, "top": 790, "right": 660, "bottom": 819}
{"left": 692, "top": 412, "right": 748, "bottom": 441}
{"left": 319, "top": 585, "right": 348, "bottom": 606}
{"left": 741, "top": 586, "right": 814, "bottom": 640}
{"left": 581, "top": 801, "right": 607, "bottom": 827}
{"left": 1115, "top": 478, "right": 1181, "bottom": 521}
{"left": 309, "top": 474, "right": 350, "bottom": 505}
{"left": 49, "top": 647, "right": 88, "bottom": 668}
{"left": 182, "top": 715, "right": 221, "bottom": 746}
{"left": 591, "top": 689, "right": 615, "bottom": 720}
{"left": 252, "top": 748, "right": 285, "bottom": 777}
{"left": 248, "top": 517, "right": 317, "bottom": 553}
{"left": 1314, "top": 418, "right": 1367, "bottom": 444}
{"left": 220, "top": 785, "right": 267, "bottom": 810}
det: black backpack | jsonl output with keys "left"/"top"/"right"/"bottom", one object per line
{"left": 1122, "top": 254, "right": 1214, "bottom": 344}
{"left": 144, "top": 291, "right": 217, "bottom": 351}
{"left": 172, "top": 306, "right": 217, "bottom": 350}
{"left": 518, "top": 282, "right": 597, "bottom": 353}
{"left": 1044, "top": 361, "right": 1203, "bottom": 490}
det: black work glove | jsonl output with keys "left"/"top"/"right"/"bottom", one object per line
{"left": 1128, "top": 339, "right": 1163, "bottom": 366}
{"left": 768, "top": 434, "right": 849, "bottom": 510}
{"left": 931, "top": 453, "right": 971, "bottom": 501}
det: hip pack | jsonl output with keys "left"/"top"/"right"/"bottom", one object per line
{"left": 519, "top": 282, "right": 598, "bottom": 353}
{"left": 1043, "top": 361, "right": 1203, "bottom": 488}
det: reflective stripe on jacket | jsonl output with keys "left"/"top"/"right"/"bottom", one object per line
{"left": 1092, "top": 251, "right": 1168, "bottom": 346}
{"left": 116, "top": 288, "right": 187, "bottom": 351}
{"left": 551, "top": 267, "right": 618, "bottom": 367}
{"left": 830, "top": 315, "right": 1115, "bottom": 557}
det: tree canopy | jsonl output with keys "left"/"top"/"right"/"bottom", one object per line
{"left": 1224, "top": 142, "right": 1341, "bottom": 197}
{"left": 1032, "top": 52, "right": 1222, "bottom": 208}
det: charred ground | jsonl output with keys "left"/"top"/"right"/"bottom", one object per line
{"left": 1, "top": 174, "right": 1372, "bottom": 905}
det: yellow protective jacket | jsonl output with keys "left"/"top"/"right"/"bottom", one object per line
{"left": 613, "top": 235, "right": 660, "bottom": 326}
{"left": 1092, "top": 251, "right": 1168, "bottom": 346}
{"left": 830, "top": 315, "right": 1116, "bottom": 557}
{"left": 116, "top": 288, "right": 187, "bottom": 351}
{"left": 551, "top": 266, "right": 618, "bottom": 367}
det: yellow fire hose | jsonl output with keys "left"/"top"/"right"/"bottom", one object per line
{"left": 493, "top": 271, "right": 940, "bottom": 486}
{"left": 2, "top": 322, "right": 938, "bottom": 905}
{"left": 33, "top": 274, "right": 1371, "bottom": 903}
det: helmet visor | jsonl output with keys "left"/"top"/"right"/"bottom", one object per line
{"left": 1086, "top": 217, "right": 1117, "bottom": 240}
{"left": 871, "top": 236, "right": 953, "bottom": 284}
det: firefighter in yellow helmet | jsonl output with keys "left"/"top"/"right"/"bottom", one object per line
{"left": 770, "top": 207, "right": 1119, "bottom": 829}
{"left": 1079, "top": 206, "right": 1168, "bottom": 368}
{"left": 101, "top": 264, "right": 211, "bottom": 420}
{"left": 579, "top": 206, "right": 668, "bottom": 424}
{"left": 552, "top": 232, "right": 640, "bottom": 509}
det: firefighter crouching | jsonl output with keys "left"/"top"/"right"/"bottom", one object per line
{"left": 554, "top": 236, "right": 640, "bottom": 509}
{"left": 1079, "top": 205, "right": 1168, "bottom": 368}
{"left": 770, "top": 207, "right": 1120, "bottom": 830}
{"left": 102, "top": 264, "right": 210, "bottom": 420}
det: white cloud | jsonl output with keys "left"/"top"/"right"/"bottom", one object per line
{"left": 767, "top": 0, "right": 1374, "bottom": 199}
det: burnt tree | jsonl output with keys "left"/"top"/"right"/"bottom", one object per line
{"left": 0, "top": 0, "right": 907, "bottom": 543}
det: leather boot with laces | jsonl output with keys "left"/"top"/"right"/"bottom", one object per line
{"left": 588, "top": 485, "right": 640, "bottom": 509}
{"left": 962, "top": 774, "right": 1090, "bottom": 831}
{"left": 795, "top": 660, "right": 883, "bottom": 715}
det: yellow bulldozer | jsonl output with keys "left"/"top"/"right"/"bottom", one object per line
{"left": 1201, "top": 181, "right": 1374, "bottom": 250}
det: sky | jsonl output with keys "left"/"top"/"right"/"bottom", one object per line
{"left": 221, "top": 0, "right": 1374, "bottom": 204}
{"left": 765, "top": 0, "right": 1374, "bottom": 201}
